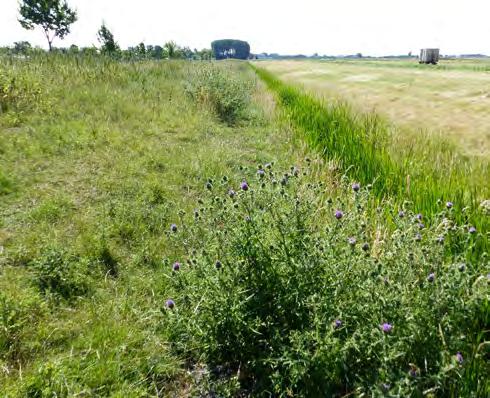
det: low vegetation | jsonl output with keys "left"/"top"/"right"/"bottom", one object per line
{"left": 0, "top": 54, "right": 488, "bottom": 396}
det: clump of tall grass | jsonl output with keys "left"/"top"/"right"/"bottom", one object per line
{"left": 0, "top": 66, "right": 44, "bottom": 124}
{"left": 162, "top": 163, "right": 488, "bottom": 396}
{"left": 185, "top": 63, "right": 253, "bottom": 124}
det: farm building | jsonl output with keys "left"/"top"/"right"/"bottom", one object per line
{"left": 419, "top": 48, "right": 440, "bottom": 64}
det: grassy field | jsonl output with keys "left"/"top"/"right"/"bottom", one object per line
{"left": 0, "top": 55, "right": 488, "bottom": 396}
{"left": 256, "top": 59, "right": 490, "bottom": 157}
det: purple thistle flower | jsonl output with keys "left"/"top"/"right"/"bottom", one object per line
{"left": 446, "top": 201, "right": 453, "bottom": 209}
{"left": 335, "top": 210, "right": 344, "bottom": 220}
{"left": 333, "top": 319, "right": 342, "bottom": 329}
{"left": 170, "top": 223, "right": 178, "bottom": 233}
{"left": 468, "top": 226, "right": 476, "bottom": 234}
{"left": 352, "top": 182, "right": 360, "bottom": 192}
{"left": 257, "top": 169, "right": 265, "bottom": 178}
{"left": 348, "top": 237, "right": 357, "bottom": 246}
{"left": 456, "top": 352, "right": 464, "bottom": 364}
{"left": 172, "top": 262, "right": 181, "bottom": 271}
{"left": 381, "top": 323, "right": 393, "bottom": 333}
{"left": 165, "top": 299, "right": 175, "bottom": 309}
{"left": 228, "top": 189, "right": 236, "bottom": 198}
{"left": 427, "top": 273, "right": 435, "bottom": 282}
{"left": 416, "top": 213, "right": 423, "bottom": 221}
{"left": 398, "top": 210, "right": 405, "bottom": 218}
{"left": 240, "top": 181, "right": 249, "bottom": 191}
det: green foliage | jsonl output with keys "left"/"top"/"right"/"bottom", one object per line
{"left": 0, "top": 66, "right": 45, "bottom": 123}
{"left": 212, "top": 39, "right": 251, "bottom": 60}
{"left": 97, "top": 23, "right": 119, "bottom": 55}
{"left": 31, "top": 247, "right": 92, "bottom": 301}
{"left": 18, "top": 0, "right": 77, "bottom": 51}
{"left": 163, "top": 164, "right": 489, "bottom": 396}
{"left": 0, "top": 290, "right": 46, "bottom": 360}
{"left": 186, "top": 63, "right": 253, "bottom": 124}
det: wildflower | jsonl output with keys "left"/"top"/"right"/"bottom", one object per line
{"left": 468, "top": 226, "right": 476, "bottom": 234}
{"left": 228, "top": 189, "right": 236, "bottom": 198}
{"left": 335, "top": 210, "right": 344, "bottom": 220}
{"left": 165, "top": 299, "right": 175, "bottom": 309}
{"left": 381, "top": 323, "right": 393, "bottom": 333}
{"left": 257, "top": 169, "right": 265, "bottom": 178}
{"left": 446, "top": 201, "right": 453, "bottom": 209}
{"left": 409, "top": 368, "right": 418, "bottom": 378}
{"left": 381, "top": 383, "right": 391, "bottom": 392}
{"left": 427, "top": 273, "right": 435, "bottom": 282}
{"left": 458, "top": 263, "right": 466, "bottom": 272}
{"left": 362, "top": 242, "right": 370, "bottom": 251}
{"left": 418, "top": 223, "right": 425, "bottom": 229}
{"left": 415, "top": 233, "right": 422, "bottom": 241}
{"left": 172, "top": 262, "right": 181, "bottom": 271}
{"left": 398, "top": 210, "right": 405, "bottom": 218}
{"left": 240, "top": 181, "right": 249, "bottom": 191}
{"left": 215, "top": 260, "right": 222, "bottom": 270}
{"left": 333, "top": 319, "right": 342, "bottom": 329}
{"left": 348, "top": 237, "right": 357, "bottom": 246}
{"left": 352, "top": 182, "right": 360, "bottom": 192}
{"left": 436, "top": 236, "right": 444, "bottom": 244}
{"left": 416, "top": 213, "right": 423, "bottom": 221}
{"left": 170, "top": 223, "right": 178, "bottom": 233}
{"left": 456, "top": 352, "right": 464, "bottom": 364}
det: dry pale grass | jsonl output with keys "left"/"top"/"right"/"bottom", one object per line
{"left": 256, "top": 60, "right": 490, "bottom": 157}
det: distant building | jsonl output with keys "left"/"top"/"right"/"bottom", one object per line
{"left": 419, "top": 48, "right": 440, "bottom": 64}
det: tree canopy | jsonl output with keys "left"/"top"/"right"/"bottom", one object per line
{"left": 211, "top": 39, "right": 250, "bottom": 60}
{"left": 18, "top": 0, "right": 77, "bottom": 51}
{"left": 97, "top": 23, "right": 119, "bottom": 55}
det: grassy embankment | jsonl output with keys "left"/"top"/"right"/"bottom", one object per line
{"left": 0, "top": 55, "right": 488, "bottom": 396}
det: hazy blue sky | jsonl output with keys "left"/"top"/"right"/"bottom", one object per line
{"left": 1, "top": 0, "right": 489, "bottom": 55}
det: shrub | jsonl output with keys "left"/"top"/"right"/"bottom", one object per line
{"left": 31, "top": 247, "right": 92, "bottom": 301}
{"left": 162, "top": 163, "right": 488, "bottom": 396}
{"left": 185, "top": 63, "right": 253, "bottom": 124}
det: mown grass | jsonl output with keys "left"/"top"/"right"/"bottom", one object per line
{"left": 253, "top": 66, "right": 489, "bottom": 259}
{"left": 0, "top": 54, "right": 488, "bottom": 396}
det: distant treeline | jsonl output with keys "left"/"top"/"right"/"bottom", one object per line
{"left": 0, "top": 40, "right": 214, "bottom": 60}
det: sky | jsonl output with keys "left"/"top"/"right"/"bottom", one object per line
{"left": 1, "top": 0, "right": 489, "bottom": 56}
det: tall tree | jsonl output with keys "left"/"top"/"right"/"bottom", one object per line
{"left": 97, "top": 23, "right": 118, "bottom": 55}
{"left": 19, "top": 0, "right": 77, "bottom": 51}
{"left": 18, "top": 0, "right": 77, "bottom": 52}
{"left": 211, "top": 40, "right": 250, "bottom": 60}
{"left": 163, "top": 41, "right": 181, "bottom": 59}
